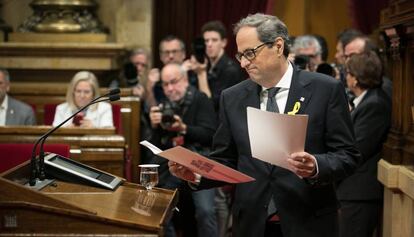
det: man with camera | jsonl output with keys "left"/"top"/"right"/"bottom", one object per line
{"left": 148, "top": 63, "right": 218, "bottom": 237}
{"left": 188, "top": 21, "right": 243, "bottom": 112}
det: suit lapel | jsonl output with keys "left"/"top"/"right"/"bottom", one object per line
{"left": 242, "top": 79, "right": 261, "bottom": 109}
{"left": 284, "top": 68, "right": 313, "bottom": 114}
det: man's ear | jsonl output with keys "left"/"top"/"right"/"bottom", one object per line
{"left": 275, "top": 37, "right": 284, "bottom": 56}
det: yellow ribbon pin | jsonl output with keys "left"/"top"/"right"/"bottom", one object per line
{"left": 288, "top": 102, "right": 301, "bottom": 115}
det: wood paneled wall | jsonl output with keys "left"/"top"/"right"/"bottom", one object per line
{"left": 274, "top": 0, "right": 352, "bottom": 63}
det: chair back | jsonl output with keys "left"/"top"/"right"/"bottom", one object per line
{"left": 0, "top": 143, "right": 70, "bottom": 173}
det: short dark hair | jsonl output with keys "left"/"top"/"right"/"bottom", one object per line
{"left": 159, "top": 35, "right": 185, "bottom": 52}
{"left": 337, "top": 28, "right": 363, "bottom": 49}
{"left": 201, "top": 20, "right": 227, "bottom": 39}
{"left": 346, "top": 51, "right": 382, "bottom": 89}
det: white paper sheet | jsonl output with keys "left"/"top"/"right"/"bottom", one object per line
{"left": 247, "top": 107, "right": 308, "bottom": 172}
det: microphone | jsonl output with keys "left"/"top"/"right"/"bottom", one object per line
{"left": 29, "top": 88, "right": 121, "bottom": 187}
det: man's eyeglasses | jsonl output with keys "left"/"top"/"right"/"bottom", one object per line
{"left": 162, "top": 76, "right": 183, "bottom": 87}
{"left": 160, "top": 49, "right": 183, "bottom": 57}
{"left": 235, "top": 42, "right": 273, "bottom": 62}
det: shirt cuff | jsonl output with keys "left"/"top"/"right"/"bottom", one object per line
{"left": 309, "top": 155, "right": 319, "bottom": 179}
{"left": 187, "top": 173, "right": 201, "bottom": 190}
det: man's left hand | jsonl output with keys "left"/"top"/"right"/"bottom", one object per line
{"left": 287, "top": 152, "right": 317, "bottom": 178}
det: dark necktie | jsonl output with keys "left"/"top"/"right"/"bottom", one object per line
{"left": 265, "top": 87, "right": 281, "bottom": 217}
{"left": 266, "top": 87, "right": 281, "bottom": 113}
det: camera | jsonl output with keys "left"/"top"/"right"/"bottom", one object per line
{"left": 192, "top": 37, "right": 206, "bottom": 63}
{"left": 294, "top": 55, "right": 310, "bottom": 70}
{"left": 160, "top": 100, "right": 180, "bottom": 128}
{"left": 123, "top": 62, "right": 139, "bottom": 87}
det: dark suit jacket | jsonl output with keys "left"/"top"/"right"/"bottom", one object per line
{"left": 337, "top": 88, "right": 391, "bottom": 200}
{"left": 207, "top": 54, "right": 244, "bottom": 112}
{"left": 6, "top": 96, "right": 36, "bottom": 125}
{"left": 149, "top": 86, "right": 217, "bottom": 189}
{"left": 200, "top": 68, "right": 360, "bottom": 237}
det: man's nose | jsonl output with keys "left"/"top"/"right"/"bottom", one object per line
{"left": 239, "top": 56, "right": 250, "bottom": 68}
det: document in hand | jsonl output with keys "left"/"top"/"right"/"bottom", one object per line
{"left": 140, "top": 140, "right": 255, "bottom": 184}
{"left": 247, "top": 107, "right": 308, "bottom": 172}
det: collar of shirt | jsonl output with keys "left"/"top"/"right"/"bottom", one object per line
{"left": 353, "top": 90, "right": 367, "bottom": 108}
{"left": 0, "top": 94, "right": 8, "bottom": 111}
{"left": 260, "top": 62, "right": 293, "bottom": 113}
{"left": 0, "top": 95, "right": 8, "bottom": 126}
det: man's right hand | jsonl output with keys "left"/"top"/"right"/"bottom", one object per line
{"left": 168, "top": 161, "right": 199, "bottom": 184}
{"left": 149, "top": 106, "right": 162, "bottom": 128}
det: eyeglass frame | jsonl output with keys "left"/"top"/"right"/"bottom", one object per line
{"left": 235, "top": 41, "right": 274, "bottom": 62}
{"left": 161, "top": 76, "right": 184, "bottom": 88}
{"left": 160, "top": 49, "right": 184, "bottom": 57}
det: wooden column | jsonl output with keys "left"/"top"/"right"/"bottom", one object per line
{"left": 379, "top": 1, "right": 414, "bottom": 236}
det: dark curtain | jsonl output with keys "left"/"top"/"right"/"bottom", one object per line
{"left": 153, "top": 0, "right": 272, "bottom": 68}
{"left": 348, "top": 0, "right": 389, "bottom": 34}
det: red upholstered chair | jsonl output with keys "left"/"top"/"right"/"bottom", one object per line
{"left": 43, "top": 104, "right": 122, "bottom": 134}
{"left": 0, "top": 143, "right": 70, "bottom": 173}
{"left": 43, "top": 104, "right": 57, "bottom": 126}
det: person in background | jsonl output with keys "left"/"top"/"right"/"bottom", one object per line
{"left": 337, "top": 51, "right": 391, "bottom": 237}
{"left": 53, "top": 71, "right": 113, "bottom": 128}
{"left": 344, "top": 36, "right": 392, "bottom": 100}
{"left": 335, "top": 29, "right": 363, "bottom": 68}
{"left": 169, "top": 13, "right": 360, "bottom": 237}
{"left": 110, "top": 48, "right": 151, "bottom": 99}
{"left": 188, "top": 20, "right": 244, "bottom": 112}
{"left": 146, "top": 35, "right": 188, "bottom": 107}
{"left": 0, "top": 68, "right": 36, "bottom": 126}
{"left": 291, "top": 35, "right": 323, "bottom": 71}
{"left": 188, "top": 20, "right": 244, "bottom": 237}
{"left": 148, "top": 63, "right": 217, "bottom": 237}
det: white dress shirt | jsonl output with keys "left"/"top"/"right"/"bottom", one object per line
{"left": 0, "top": 95, "right": 8, "bottom": 126}
{"left": 259, "top": 62, "right": 319, "bottom": 176}
{"left": 53, "top": 102, "right": 114, "bottom": 128}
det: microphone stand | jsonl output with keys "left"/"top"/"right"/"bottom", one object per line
{"left": 28, "top": 90, "right": 120, "bottom": 190}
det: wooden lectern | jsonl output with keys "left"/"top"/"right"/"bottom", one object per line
{"left": 0, "top": 161, "right": 178, "bottom": 236}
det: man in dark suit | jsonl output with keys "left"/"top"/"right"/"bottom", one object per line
{"left": 169, "top": 13, "right": 360, "bottom": 237}
{"left": 0, "top": 68, "right": 36, "bottom": 126}
{"left": 337, "top": 51, "right": 391, "bottom": 237}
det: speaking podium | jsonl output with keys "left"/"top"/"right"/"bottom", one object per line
{"left": 0, "top": 160, "right": 178, "bottom": 236}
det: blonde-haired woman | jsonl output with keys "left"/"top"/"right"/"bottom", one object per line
{"left": 53, "top": 71, "right": 113, "bottom": 128}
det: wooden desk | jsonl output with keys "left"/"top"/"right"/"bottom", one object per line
{"left": 0, "top": 126, "right": 125, "bottom": 177}
{"left": 10, "top": 84, "right": 142, "bottom": 182}
{"left": 0, "top": 162, "right": 178, "bottom": 236}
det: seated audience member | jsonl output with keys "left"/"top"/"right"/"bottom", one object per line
{"left": 53, "top": 71, "right": 113, "bottom": 128}
{"left": 337, "top": 51, "right": 391, "bottom": 237}
{"left": 0, "top": 68, "right": 36, "bottom": 125}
